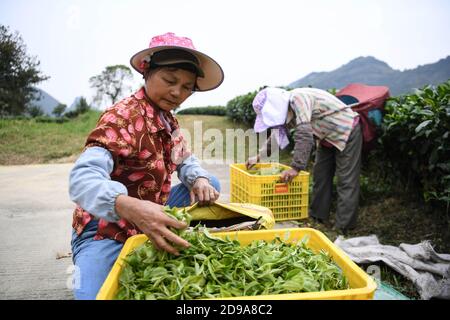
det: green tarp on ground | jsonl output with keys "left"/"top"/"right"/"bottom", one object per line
{"left": 374, "top": 280, "right": 410, "bottom": 300}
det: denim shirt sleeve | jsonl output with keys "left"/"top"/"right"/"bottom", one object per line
{"left": 69, "top": 146, "right": 128, "bottom": 222}
{"left": 176, "top": 155, "right": 211, "bottom": 189}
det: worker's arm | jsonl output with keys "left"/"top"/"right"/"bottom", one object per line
{"left": 176, "top": 154, "right": 212, "bottom": 189}
{"left": 290, "top": 122, "right": 314, "bottom": 172}
{"left": 69, "top": 146, "right": 127, "bottom": 222}
{"left": 246, "top": 133, "right": 274, "bottom": 169}
{"left": 258, "top": 132, "right": 273, "bottom": 159}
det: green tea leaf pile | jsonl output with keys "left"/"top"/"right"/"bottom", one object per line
{"left": 247, "top": 166, "right": 285, "bottom": 176}
{"left": 116, "top": 207, "right": 349, "bottom": 300}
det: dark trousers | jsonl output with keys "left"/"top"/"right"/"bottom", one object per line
{"left": 310, "top": 124, "right": 362, "bottom": 230}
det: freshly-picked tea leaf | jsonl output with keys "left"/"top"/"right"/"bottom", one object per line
{"left": 115, "top": 208, "right": 349, "bottom": 300}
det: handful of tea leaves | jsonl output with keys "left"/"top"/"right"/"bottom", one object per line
{"left": 115, "top": 207, "right": 349, "bottom": 300}
{"left": 163, "top": 206, "right": 192, "bottom": 236}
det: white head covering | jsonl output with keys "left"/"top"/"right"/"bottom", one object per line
{"left": 252, "top": 87, "right": 291, "bottom": 148}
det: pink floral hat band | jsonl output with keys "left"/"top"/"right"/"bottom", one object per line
{"left": 130, "top": 32, "right": 224, "bottom": 92}
{"left": 138, "top": 49, "right": 205, "bottom": 78}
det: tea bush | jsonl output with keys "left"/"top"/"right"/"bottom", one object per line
{"left": 377, "top": 80, "right": 450, "bottom": 209}
{"left": 225, "top": 90, "right": 259, "bottom": 126}
{"left": 176, "top": 106, "right": 226, "bottom": 116}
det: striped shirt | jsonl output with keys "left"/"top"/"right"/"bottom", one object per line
{"left": 289, "top": 88, "right": 358, "bottom": 151}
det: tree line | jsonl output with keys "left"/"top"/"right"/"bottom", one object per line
{"left": 0, "top": 24, "right": 133, "bottom": 119}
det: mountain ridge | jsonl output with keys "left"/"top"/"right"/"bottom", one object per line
{"left": 288, "top": 56, "right": 450, "bottom": 95}
{"left": 29, "top": 88, "right": 61, "bottom": 116}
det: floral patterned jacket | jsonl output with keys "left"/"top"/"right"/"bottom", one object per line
{"left": 72, "top": 87, "right": 190, "bottom": 243}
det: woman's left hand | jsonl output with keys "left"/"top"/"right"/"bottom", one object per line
{"left": 190, "top": 177, "right": 220, "bottom": 206}
{"left": 280, "top": 168, "right": 299, "bottom": 183}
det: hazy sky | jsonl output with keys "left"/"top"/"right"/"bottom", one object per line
{"left": 1, "top": 0, "right": 450, "bottom": 109}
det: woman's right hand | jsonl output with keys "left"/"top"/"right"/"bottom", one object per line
{"left": 114, "top": 195, "right": 190, "bottom": 256}
{"left": 245, "top": 155, "right": 259, "bottom": 170}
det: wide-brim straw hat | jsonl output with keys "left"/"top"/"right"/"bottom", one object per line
{"left": 130, "top": 32, "right": 224, "bottom": 92}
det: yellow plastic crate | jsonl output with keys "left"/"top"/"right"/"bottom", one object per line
{"left": 230, "top": 163, "right": 309, "bottom": 221}
{"left": 97, "top": 228, "right": 376, "bottom": 300}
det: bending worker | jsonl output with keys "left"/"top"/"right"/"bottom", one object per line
{"left": 246, "top": 87, "right": 362, "bottom": 234}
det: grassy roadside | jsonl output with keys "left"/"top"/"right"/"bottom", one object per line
{"left": 0, "top": 110, "right": 101, "bottom": 165}
{"left": 0, "top": 113, "right": 291, "bottom": 165}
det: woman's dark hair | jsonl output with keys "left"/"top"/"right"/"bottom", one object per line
{"left": 143, "top": 63, "right": 199, "bottom": 90}
{"left": 153, "top": 62, "right": 199, "bottom": 76}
